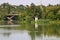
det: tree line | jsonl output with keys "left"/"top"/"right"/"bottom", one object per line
{"left": 0, "top": 3, "right": 60, "bottom": 22}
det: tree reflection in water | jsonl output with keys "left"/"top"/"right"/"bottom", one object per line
{"left": 0, "top": 24, "right": 60, "bottom": 40}
{"left": 36, "top": 24, "right": 60, "bottom": 37}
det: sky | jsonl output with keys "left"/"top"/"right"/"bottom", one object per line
{"left": 0, "top": 0, "right": 60, "bottom": 6}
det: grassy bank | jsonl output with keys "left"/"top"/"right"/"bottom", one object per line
{"left": 38, "top": 19, "right": 60, "bottom": 25}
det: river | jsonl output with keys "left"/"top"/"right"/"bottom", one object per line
{"left": 0, "top": 24, "right": 60, "bottom": 40}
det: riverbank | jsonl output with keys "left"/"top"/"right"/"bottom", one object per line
{"left": 38, "top": 19, "right": 60, "bottom": 25}
{"left": 0, "top": 19, "right": 60, "bottom": 25}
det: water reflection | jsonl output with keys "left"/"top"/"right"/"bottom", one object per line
{"left": 35, "top": 33, "right": 60, "bottom": 40}
{"left": 0, "top": 24, "right": 60, "bottom": 40}
{"left": 0, "top": 28, "right": 34, "bottom": 40}
{"left": 35, "top": 24, "right": 60, "bottom": 40}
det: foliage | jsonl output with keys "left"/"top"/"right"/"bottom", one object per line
{"left": 0, "top": 3, "right": 60, "bottom": 24}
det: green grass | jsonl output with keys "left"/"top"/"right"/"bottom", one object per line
{"left": 38, "top": 19, "right": 60, "bottom": 25}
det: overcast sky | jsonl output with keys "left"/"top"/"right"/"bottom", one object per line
{"left": 0, "top": 0, "right": 60, "bottom": 6}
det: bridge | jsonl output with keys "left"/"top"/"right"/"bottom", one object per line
{"left": 4, "top": 13, "right": 20, "bottom": 25}
{"left": 0, "top": 13, "right": 20, "bottom": 27}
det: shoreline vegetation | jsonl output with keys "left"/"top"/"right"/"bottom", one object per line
{"left": 0, "top": 3, "right": 60, "bottom": 25}
{"left": 38, "top": 19, "right": 60, "bottom": 25}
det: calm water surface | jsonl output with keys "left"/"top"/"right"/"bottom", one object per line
{"left": 0, "top": 24, "right": 60, "bottom": 40}
{"left": 0, "top": 28, "right": 32, "bottom": 40}
{"left": 35, "top": 25, "right": 60, "bottom": 40}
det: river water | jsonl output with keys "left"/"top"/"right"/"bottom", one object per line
{"left": 0, "top": 24, "right": 60, "bottom": 40}
{"left": 0, "top": 28, "right": 33, "bottom": 40}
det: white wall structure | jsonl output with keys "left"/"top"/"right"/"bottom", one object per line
{"left": 35, "top": 16, "right": 38, "bottom": 29}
